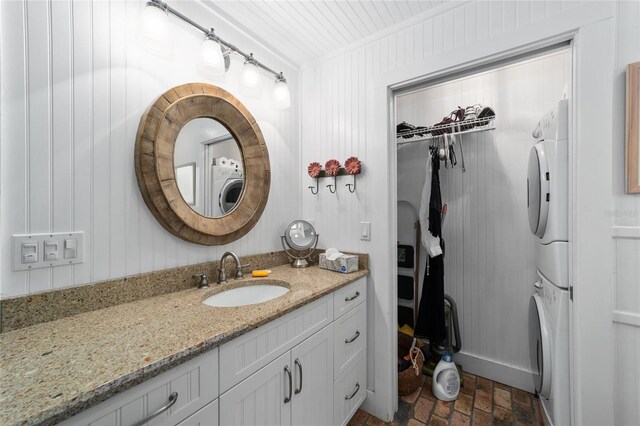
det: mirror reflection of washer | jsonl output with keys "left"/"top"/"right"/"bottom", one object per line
{"left": 211, "top": 157, "right": 244, "bottom": 216}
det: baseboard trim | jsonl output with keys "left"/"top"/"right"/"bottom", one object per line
{"left": 454, "top": 351, "right": 535, "bottom": 393}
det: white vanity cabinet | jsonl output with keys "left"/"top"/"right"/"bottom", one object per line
{"left": 60, "top": 277, "right": 366, "bottom": 426}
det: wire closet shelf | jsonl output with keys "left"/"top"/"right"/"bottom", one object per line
{"left": 396, "top": 116, "right": 496, "bottom": 145}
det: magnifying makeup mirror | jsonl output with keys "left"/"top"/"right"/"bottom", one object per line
{"left": 281, "top": 220, "right": 319, "bottom": 268}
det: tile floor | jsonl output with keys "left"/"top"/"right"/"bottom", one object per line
{"left": 349, "top": 372, "right": 544, "bottom": 426}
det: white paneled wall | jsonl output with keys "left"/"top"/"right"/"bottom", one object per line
{"left": 612, "top": 2, "right": 640, "bottom": 426}
{"left": 396, "top": 50, "right": 570, "bottom": 388}
{"left": 0, "top": 0, "right": 300, "bottom": 298}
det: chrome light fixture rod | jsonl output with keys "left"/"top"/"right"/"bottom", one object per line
{"left": 147, "top": 0, "right": 286, "bottom": 82}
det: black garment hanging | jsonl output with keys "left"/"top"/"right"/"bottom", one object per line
{"left": 414, "top": 149, "right": 447, "bottom": 346}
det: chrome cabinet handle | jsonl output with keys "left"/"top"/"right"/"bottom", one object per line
{"left": 345, "top": 291, "right": 360, "bottom": 302}
{"left": 345, "top": 330, "right": 360, "bottom": 344}
{"left": 131, "top": 392, "right": 178, "bottom": 426}
{"left": 345, "top": 382, "right": 360, "bottom": 400}
{"left": 294, "top": 358, "right": 303, "bottom": 394}
{"left": 284, "top": 366, "right": 293, "bottom": 403}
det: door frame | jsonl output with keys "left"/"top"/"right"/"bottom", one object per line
{"left": 368, "top": 3, "right": 616, "bottom": 424}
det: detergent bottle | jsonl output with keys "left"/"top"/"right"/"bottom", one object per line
{"left": 432, "top": 351, "right": 460, "bottom": 401}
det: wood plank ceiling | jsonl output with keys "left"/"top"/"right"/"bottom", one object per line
{"left": 202, "top": 1, "right": 446, "bottom": 66}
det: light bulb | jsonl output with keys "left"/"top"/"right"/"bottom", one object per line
{"left": 137, "top": 3, "right": 172, "bottom": 56}
{"left": 241, "top": 59, "right": 261, "bottom": 98}
{"left": 198, "top": 37, "right": 225, "bottom": 78}
{"left": 272, "top": 78, "right": 291, "bottom": 110}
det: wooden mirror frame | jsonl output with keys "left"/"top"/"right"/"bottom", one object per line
{"left": 135, "top": 83, "right": 270, "bottom": 245}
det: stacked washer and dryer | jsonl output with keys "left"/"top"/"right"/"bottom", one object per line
{"left": 527, "top": 99, "right": 570, "bottom": 426}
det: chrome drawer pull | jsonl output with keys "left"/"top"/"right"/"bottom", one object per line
{"left": 345, "top": 382, "right": 360, "bottom": 400}
{"left": 345, "top": 330, "right": 360, "bottom": 344}
{"left": 345, "top": 291, "right": 360, "bottom": 302}
{"left": 131, "top": 392, "right": 178, "bottom": 426}
{"left": 294, "top": 358, "right": 303, "bottom": 394}
{"left": 284, "top": 366, "right": 293, "bottom": 403}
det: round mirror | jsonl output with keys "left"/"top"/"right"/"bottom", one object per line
{"left": 174, "top": 118, "right": 244, "bottom": 217}
{"left": 281, "top": 220, "right": 319, "bottom": 268}
{"left": 135, "top": 83, "right": 270, "bottom": 246}
{"left": 284, "top": 221, "right": 317, "bottom": 250}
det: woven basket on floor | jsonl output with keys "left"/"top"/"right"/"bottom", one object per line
{"left": 398, "top": 332, "right": 425, "bottom": 396}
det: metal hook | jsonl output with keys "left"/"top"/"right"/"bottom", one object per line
{"left": 326, "top": 176, "right": 337, "bottom": 193}
{"left": 346, "top": 174, "right": 357, "bottom": 193}
{"left": 308, "top": 179, "right": 319, "bottom": 195}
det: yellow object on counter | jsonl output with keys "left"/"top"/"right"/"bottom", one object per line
{"left": 251, "top": 270, "right": 271, "bottom": 277}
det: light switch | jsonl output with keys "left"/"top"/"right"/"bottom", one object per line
{"left": 360, "top": 222, "right": 371, "bottom": 241}
{"left": 64, "top": 238, "right": 77, "bottom": 259}
{"left": 44, "top": 240, "right": 59, "bottom": 261}
{"left": 13, "top": 232, "right": 84, "bottom": 271}
{"left": 21, "top": 242, "right": 38, "bottom": 264}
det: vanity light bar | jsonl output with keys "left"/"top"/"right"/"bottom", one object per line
{"left": 147, "top": 0, "right": 287, "bottom": 83}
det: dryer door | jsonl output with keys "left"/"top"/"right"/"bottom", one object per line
{"left": 529, "top": 291, "right": 551, "bottom": 398}
{"left": 218, "top": 178, "right": 244, "bottom": 214}
{"left": 527, "top": 143, "right": 550, "bottom": 238}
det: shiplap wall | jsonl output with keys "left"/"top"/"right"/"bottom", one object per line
{"left": 301, "top": 0, "right": 639, "bottom": 423}
{"left": 0, "top": 0, "right": 300, "bottom": 298}
{"left": 612, "top": 2, "right": 640, "bottom": 425}
{"left": 395, "top": 50, "right": 570, "bottom": 389}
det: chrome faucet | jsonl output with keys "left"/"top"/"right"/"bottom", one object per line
{"left": 217, "top": 251, "right": 245, "bottom": 284}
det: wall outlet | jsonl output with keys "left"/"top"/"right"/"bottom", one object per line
{"left": 12, "top": 232, "right": 84, "bottom": 271}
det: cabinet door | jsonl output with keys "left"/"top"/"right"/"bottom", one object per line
{"left": 219, "top": 352, "right": 292, "bottom": 426}
{"left": 291, "top": 324, "right": 334, "bottom": 426}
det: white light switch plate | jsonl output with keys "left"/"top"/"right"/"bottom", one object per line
{"left": 360, "top": 222, "right": 371, "bottom": 241}
{"left": 12, "top": 232, "right": 84, "bottom": 271}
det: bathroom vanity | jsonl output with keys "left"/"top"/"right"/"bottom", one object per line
{"left": 0, "top": 267, "right": 367, "bottom": 426}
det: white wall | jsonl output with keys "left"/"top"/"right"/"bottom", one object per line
{"left": 395, "top": 49, "right": 570, "bottom": 392}
{"left": 611, "top": 2, "right": 640, "bottom": 425}
{"left": 301, "top": 1, "right": 639, "bottom": 424}
{"left": 0, "top": 0, "right": 301, "bottom": 298}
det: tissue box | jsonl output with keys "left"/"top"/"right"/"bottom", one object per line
{"left": 319, "top": 254, "right": 359, "bottom": 273}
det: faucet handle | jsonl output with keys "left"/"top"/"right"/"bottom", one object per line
{"left": 193, "top": 273, "right": 209, "bottom": 289}
{"left": 236, "top": 263, "right": 250, "bottom": 279}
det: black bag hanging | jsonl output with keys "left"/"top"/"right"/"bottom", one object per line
{"left": 414, "top": 150, "right": 447, "bottom": 345}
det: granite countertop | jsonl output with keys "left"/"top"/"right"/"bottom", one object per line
{"left": 0, "top": 265, "right": 368, "bottom": 426}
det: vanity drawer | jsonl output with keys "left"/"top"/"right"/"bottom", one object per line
{"left": 334, "top": 301, "right": 366, "bottom": 379}
{"left": 333, "top": 277, "right": 366, "bottom": 319}
{"left": 59, "top": 349, "right": 219, "bottom": 426}
{"left": 177, "top": 399, "right": 218, "bottom": 426}
{"left": 334, "top": 351, "right": 367, "bottom": 426}
{"left": 219, "top": 294, "right": 333, "bottom": 393}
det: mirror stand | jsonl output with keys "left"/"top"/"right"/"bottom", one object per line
{"left": 280, "top": 235, "right": 319, "bottom": 268}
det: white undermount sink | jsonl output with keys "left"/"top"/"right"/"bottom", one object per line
{"left": 202, "top": 281, "right": 290, "bottom": 307}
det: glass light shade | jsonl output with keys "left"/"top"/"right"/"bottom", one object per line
{"left": 199, "top": 38, "right": 225, "bottom": 77}
{"left": 137, "top": 4, "right": 172, "bottom": 56}
{"left": 272, "top": 79, "right": 291, "bottom": 110}
{"left": 241, "top": 61, "right": 261, "bottom": 98}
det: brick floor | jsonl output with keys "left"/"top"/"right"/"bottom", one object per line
{"left": 348, "top": 373, "right": 544, "bottom": 426}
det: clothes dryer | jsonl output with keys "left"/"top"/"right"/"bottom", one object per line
{"left": 527, "top": 99, "right": 569, "bottom": 288}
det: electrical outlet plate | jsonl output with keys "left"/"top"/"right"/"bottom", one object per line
{"left": 12, "top": 232, "right": 84, "bottom": 271}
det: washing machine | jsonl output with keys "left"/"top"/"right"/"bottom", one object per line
{"left": 211, "top": 157, "right": 243, "bottom": 216}
{"left": 529, "top": 272, "right": 570, "bottom": 426}
{"left": 527, "top": 99, "right": 569, "bottom": 288}
{"left": 527, "top": 99, "right": 571, "bottom": 426}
